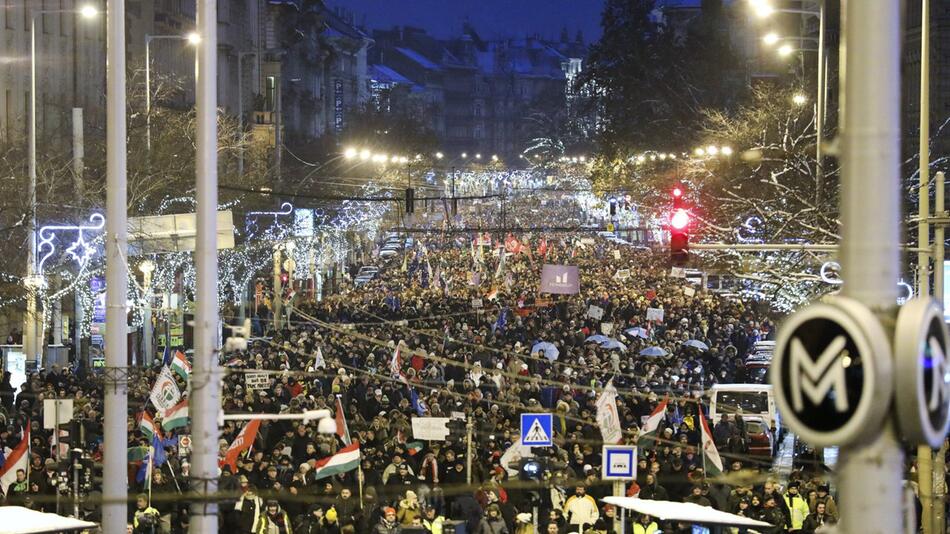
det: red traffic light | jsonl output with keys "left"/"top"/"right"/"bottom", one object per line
{"left": 671, "top": 209, "right": 689, "bottom": 230}
{"left": 672, "top": 187, "right": 683, "bottom": 198}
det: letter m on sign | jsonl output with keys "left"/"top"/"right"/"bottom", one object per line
{"left": 790, "top": 335, "right": 850, "bottom": 412}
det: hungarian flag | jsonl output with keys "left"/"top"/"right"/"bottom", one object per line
{"left": 161, "top": 399, "right": 189, "bottom": 432}
{"left": 221, "top": 420, "right": 261, "bottom": 473}
{"left": 138, "top": 411, "right": 159, "bottom": 440}
{"left": 335, "top": 396, "right": 351, "bottom": 445}
{"left": 312, "top": 442, "right": 361, "bottom": 481}
{"left": 0, "top": 423, "right": 29, "bottom": 493}
{"left": 699, "top": 410, "right": 724, "bottom": 476}
{"left": 505, "top": 234, "right": 522, "bottom": 254}
{"left": 171, "top": 351, "right": 191, "bottom": 382}
{"left": 637, "top": 398, "right": 669, "bottom": 448}
{"left": 406, "top": 441, "right": 424, "bottom": 456}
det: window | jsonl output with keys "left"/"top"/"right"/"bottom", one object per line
{"left": 4, "top": 0, "right": 13, "bottom": 29}
{"left": 473, "top": 103, "right": 482, "bottom": 117}
{"left": 265, "top": 76, "right": 276, "bottom": 112}
{"left": 716, "top": 391, "right": 769, "bottom": 415}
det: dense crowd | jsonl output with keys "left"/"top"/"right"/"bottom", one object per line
{"left": 0, "top": 199, "right": 847, "bottom": 533}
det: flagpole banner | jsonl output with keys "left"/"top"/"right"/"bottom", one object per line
{"left": 539, "top": 264, "right": 580, "bottom": 294}
{"left": 595, "top": 380, "right": 623, "bottom": 444}
{"left": 150, "top": 366, "right": 182, "bottom": 412}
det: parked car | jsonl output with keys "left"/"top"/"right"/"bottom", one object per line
{"left": 744, "top": 416, "right": 774, "bottom": 458}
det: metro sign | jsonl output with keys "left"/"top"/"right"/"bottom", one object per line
{"left": 895, "top": 298, "right": 950, "bottom": 447}
{"left": 772, "top": 297, "right": 893, "bottom": 447}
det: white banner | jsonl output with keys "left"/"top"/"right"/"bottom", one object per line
{"left": 646, "top": 307, "right": 665, "bottom": 322}
{"left": 596, "top": 380, "right": 623, "bottom": 445}
{"left": 601, "top": 322, "right": 615, "bottom": 336}
{"left": 472, "top": 298, "right": 483, "bottom": 309}
{"left": 684, "top": 286, "right": 696, "bottom": 297}
{"left": 245, "top": 371, "right": 271, "bottom": 391}
{"left": 411, "top": 417, "right": 452, "bottom": 441}
{"left": 670, "top": 267, "right": 687, "bottom": 278}
{"left": 587, "top": 305, "right": 605, "bottom": 320}
{"left": 43, "top": 399, "right": 74, "bottom": 429}
{"left": 150, "top": 366, "right": 182, "bottom": 412}
{"left": 613, "top": 250, "right": 622, "bottom": 260}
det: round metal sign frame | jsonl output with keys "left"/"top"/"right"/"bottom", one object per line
{"left": 771, "top": 297, "right": 893, "bottom": 448}
{"left": 895, "top": 298, "right": 950, "bottom": 447}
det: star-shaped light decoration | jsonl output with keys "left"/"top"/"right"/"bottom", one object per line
{"left": 65, "top": 233, "right": 96, "bottom": 268}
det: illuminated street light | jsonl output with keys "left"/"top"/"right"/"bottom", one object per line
{"left": 491, "top": 154, "right": 498, "bottom": 162}
{"left": 186, "top": 32, "right": 201, "bottom": 45}
{"left": 79, "top": 4, "right": 98, "bottom": 19}
{"left": 359, "top": 149, "right": 370, "bottom": 161}
{"left": 721, "top": 146, "right": 734, "bottom": 156}
{"left": 435, "top": 152, "right": 444, "bottom": 159}
{"left": 792, "top": 93, "right": 808, "bottom": 106}
{"left": 343, "top": 147, "right": 357, "bottom": 159}
{"left": 763, "top": 32, "right": 779, "bottom": 46}
{"left": 706, "top": 145, "right": 719, "bottom": 156}
{"left": 777, "top": 44, "right": 794, "bottom": 57}
{"left": 461, "top": 152, "right": 468, "bottom": 159}
{"left": 579, "top": 156, "right": 586, "bottom": 162}
{"left": 694, "top": 148, "right": 706, "bottom": 156}
{"left": 475, "top": 153, "right": 482, "bottom": 160}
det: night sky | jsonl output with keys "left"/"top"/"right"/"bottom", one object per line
{"left": 327, "top": 0, "right": 606, "bottom": 42}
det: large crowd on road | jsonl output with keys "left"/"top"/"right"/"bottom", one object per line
{"left": 0, "top": 199, "right": 848, "bottom": 533}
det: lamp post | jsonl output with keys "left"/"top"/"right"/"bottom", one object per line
{"left": 139, "top": 260, "right": 155, "bottom": 366}
{"left": 26, "top": 4, "right": 100, "bottom": 367}
{"left": 144, "top": 32, "right": 200, "bottom": 152}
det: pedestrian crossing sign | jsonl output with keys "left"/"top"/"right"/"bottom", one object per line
{"left": 521, "top": 413, "right": 553, "bottom": 446}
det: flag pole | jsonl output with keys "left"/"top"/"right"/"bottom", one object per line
{"left": 146, "top": 446, "right": 154, "bottom": 506}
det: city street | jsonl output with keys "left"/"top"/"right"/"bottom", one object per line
{"left": 0, "top": 0, "right": 939, "bottom": 534}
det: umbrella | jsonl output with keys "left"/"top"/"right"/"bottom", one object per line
{"left": 640, "top": 346, "right": 668, "bottom": 357}
{"left": 585, "top": 335, "right": 610, "bottom": 344}
{"left": 531, "top": 341, "right": 560, "bottom": 361}
{"left": 600, "top": 338, "right": 628, "bottom": 351}
{"left": 624, "top": 327, "right": 649, "bottom": 339}
{"left": 683, "top": 339, "right": 710, "bottom": 351}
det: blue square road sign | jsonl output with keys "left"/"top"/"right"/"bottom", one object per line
{"left": 521, "top": 413, "right": 553, "bottom": 446}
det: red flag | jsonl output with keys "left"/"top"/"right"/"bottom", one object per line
{"left": 0, "top": 422, "right": 29, "bottom": 491}
{"left": 537, "top": 238, "right": 548, "bottom": 257}
{"left": 221, "top": 420, "right": 261, "bottom": 472}
{"left": 335, "top": 396, "right": 351, "bottom": 445}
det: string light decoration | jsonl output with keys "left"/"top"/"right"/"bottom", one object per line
{"left": 37, "top": 213, "right": 106, "bottom": 273}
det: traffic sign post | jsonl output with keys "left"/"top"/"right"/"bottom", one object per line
{"left": 521, "top": 413, "right": 553, "bottom": 447}
{"left": 602, "top": 445, "right": 637, "bottom": 480}
{"left": 895, "top": 298, "right": 950, "bottom": 447}
{"left": 771, "top": 297, "right": 893, "bottom": 448}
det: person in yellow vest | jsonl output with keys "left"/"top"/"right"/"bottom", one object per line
{"left": 257, "top": 499, "right": 293, "bottom": 534}
{"left": 132, "top": 494, "right": 161, "bottom": 534}
{"left": 783, "top": 481, "right": 810, "bottom": 532}
{"left": 633, "top": 513, "right": 659, "bottom": 534}
{"left": 421, "top": 506, "right": 446, "bottom": 534}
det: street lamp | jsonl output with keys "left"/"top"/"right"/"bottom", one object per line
{"left": 792, "top": 93, "right": 808, "bottom": 106}
{"left": 26, "top": 3, "right": 100, "bottom": 364}
{"left": 763, "top": 32, "right": 780, "bottom": 46}
{"left": 343, "top": 147, "right": 357, "bottom": 159}
{"left": 435, "top": 152, "right": 444, "bottom": 160}
{"left": 145, "top": 33, "right": 201, "bottom": 151}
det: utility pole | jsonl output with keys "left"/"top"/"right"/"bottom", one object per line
{"left": 836, "top": 1, "right": 903, "bottom": 533}
{"left": 102, "top": 0, "right": 128, "bottom": 532}
{"left": 919, "top": 2, "right": 934, "bottom": 530}
{"left": 237, "top": 52, "right": 255, "bottom": 177}
{"left": 935, "top": 171, "right": 947, "bottom": 534}
{"left": 72, "top": 108, "right": 84, "bottom": 363}
{"left": 272, "top": 247, "right": 282, "bottom": 331}
{"left": 190, "top": 2, "right": 221, "bottom": 534}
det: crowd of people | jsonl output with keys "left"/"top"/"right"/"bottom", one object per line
{"left": 0, "top": 198, "right": 850, "bottom": 533}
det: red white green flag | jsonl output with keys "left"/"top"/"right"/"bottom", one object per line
{"left": 312, "top": 442, "right": 360, "bottom": 481}
{"left": 699, "top": 409, "right": 724, "bottom": 476}
{"left": 170, "top": 350, "right": 191, "bottom": 382}
{"left": 637, "top": 397, "right": 668, "bottom": 449}
{"left": 161, "top": 399, "right": 189, "bottom": 432}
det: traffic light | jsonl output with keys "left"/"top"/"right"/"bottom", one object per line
{"left": 405, "top": 187, "right": 415, "bottom": 214}
{"left": 609, "top": 198, "right": 617, "bottom": 217}
{"left": 670, "top": 186, "right": 689, "bottom": 265}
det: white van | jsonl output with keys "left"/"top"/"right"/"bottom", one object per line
{"left": 709, "top": 384, "right": 781, "bottom": 433}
